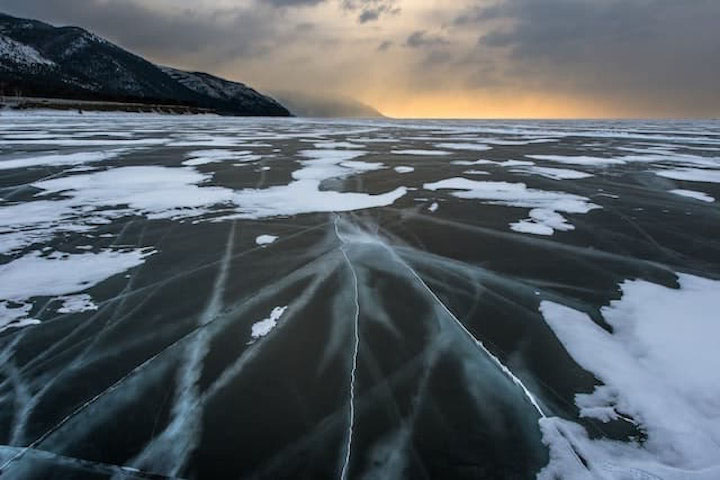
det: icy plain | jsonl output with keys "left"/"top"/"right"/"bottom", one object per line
{"left": 0, "top": 113, "right": 719, "bottom": 479}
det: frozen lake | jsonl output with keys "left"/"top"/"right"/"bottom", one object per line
{"left": 1, "top": 113, "right": 719, "bottom": 479}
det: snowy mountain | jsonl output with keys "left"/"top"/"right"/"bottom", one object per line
{"left": 160, "top": 67, "right": 287, "bottom": 116}
{"left": 0, "top": 33, "right": 55, "bottom": 67}
{"left": 0, "top": 12, "right": 289, "bottom": 116}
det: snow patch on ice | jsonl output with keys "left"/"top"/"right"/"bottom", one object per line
{"left": 33, "top": 166, "right": 236, "bottom": 220}
{"left": 497, "top": 160, "right": 535, "bottom": 167}
{"left": 56, "top": 294, "right": 98, "bottom": 314}
{"left": 656, "top": 168, "right": 720, "bottom": 184}
{"left": 394, "top": 166, "right": 415, "bottom": 173}
{"left": 391, "top": 149, "right": 451, "bottom": 156}
{"left": 527, "top": 155, "right": 625, "bottom": 166}
{"left": 0, "top": 249, "right": 151, "bottom": 330}
{"left": 424, "top": 177, "right": 598, "bottom": 235}
{"left": 339, "top": 160, "right": 385, "bottom": 171}
{"left": 539, "top": 273, "right": 720, "bottom": 479}
{"left": 436, "top": 143, "right": 492, "bottom": 152}
{"left": 670, "top": 189, "right": 715, "bottom": 203}
{"left": 182, "top": 149, "right": 259, "bottom": 166}
{"left": 251, "top": 306, "right": 288, "bottom": 339}
{"left": 0, "top": 250, "right": 152, "bottom": 301}
{"left": 0, "top": 166, "right": 233, "bottom": 253}
{"left": 255, "top": 234, "right": 278, "bottom": 246}
{"left": 226, "top": 149, "right": 407, "bottom": 219}
{"left": 0, "top": 301, "right": 39, "bottom": 333}
{"left": 168, "top": 136, "right": 249, "bottom": 147}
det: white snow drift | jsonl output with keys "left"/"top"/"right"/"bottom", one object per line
{"left": 424, "top": 177, "right": 599, "bottom": 235}
{"left": 538, "top": 273, "right": 720, "bottom": 479}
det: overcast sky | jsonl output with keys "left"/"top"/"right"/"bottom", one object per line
{"left": 4, "top": 0, "right": 719, "bottom": 118}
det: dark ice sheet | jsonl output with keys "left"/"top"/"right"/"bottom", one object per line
{"left": 0, "top": 116, "right": 719, "bottom": 479}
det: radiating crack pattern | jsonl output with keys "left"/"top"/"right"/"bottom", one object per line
{"left": 1, "top": 115, "right": 719, "bottom": 479}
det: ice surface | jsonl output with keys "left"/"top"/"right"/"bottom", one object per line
{"left": 0, "top": 150, "right": 127, "bottom": 170}
{"left": 511, "top": 166, "right": 593, "bottom": 180}
{"left": 1, "top": 114, "right": 719, "bottom": 479}
{"left": 527, "top": 155, "right": 625, "bottom": 166}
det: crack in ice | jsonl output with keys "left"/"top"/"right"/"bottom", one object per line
{"left": 125, "top": 223, "right": 236, "bottom": 477}
{"left": 393, "top": 250, "right": 547, "bottom": 417}
{"left": 334, "top": 216, "right": 361, "bottom": 480}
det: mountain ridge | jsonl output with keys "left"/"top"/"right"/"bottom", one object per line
{"left": 0, "top": 12, "right": 290, "bottom": 116}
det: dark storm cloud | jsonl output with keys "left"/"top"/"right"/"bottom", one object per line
{"left": 405, "top": 31, "right": 450, "bottom": 49}
{"left": 342, "top": 0, "right": 399, "bottom": 23}
{"left": 0, "top": 0, "right": 286, "bottom": 64}
{"left": 457, "top": 0, "right": 720, "bottom": 112}
{"left": 262, "top": 0, "right": 325, "bottom": 6}
{"left": 358, "top": 9, "right": 380, "bottom": 23}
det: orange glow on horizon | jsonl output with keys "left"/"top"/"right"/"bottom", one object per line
{"left": 369, "top": 91, "right": 647, "bottom": 119}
